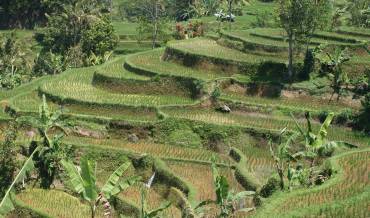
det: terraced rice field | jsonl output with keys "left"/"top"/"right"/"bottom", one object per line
{"left": 237, "top": 145, "right": 274, "bottom": 183}
{"left": 253, "top": 150, "right": 370, "bottom": 218}
{"left": 2, "top": 15, "right": 369, "bottom": 217}
{"left": 167, "top": 161, "right": 244, "bottom": 201}
{"left": 119, "top": 185, "right": 182, "bottom": 218}
{"left": 16, "top": 189, "right": 106, "bottom": 218}
{"left": 162, "top": 108, "right": 370, "bottom": 147}
{"left": 10, "top": 92, "right": 159, "bottom": 122}
{"left": 39, "top": 66, "right": 196, "bottom": 107}
{"left": 220, "top": 90, "right": 360, "bottom": 113}
{"left": 167, "top": 38, "right": 285, "bottom": 64}
{"left": 97, "top": 56, "right": 151, "bottom": 81}
{"left": 245, "top": 28, "right": 364, "bottom": 46}
{"left": 64, "top": 136, "right": 233, "bottom": 164}
{"left": 126, "top": 49, "right": 232, "bottom": 81}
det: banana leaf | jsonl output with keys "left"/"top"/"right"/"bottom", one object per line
{"left": 61, "top": 159, "right": 84, "bottom": 194}
{"left": 80, "top": 157, "right": 98, "bottom": 202}
{"left": 101, "top": 161, "right": 131, "bottom": 199}
{"left": 146, "top": 201, "right": 172, "bottom": 218}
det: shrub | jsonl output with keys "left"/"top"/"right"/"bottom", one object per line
{"left": 335, "top": 109, "right": 353, "bottom": 125}
{"left": 315, "top": 160, "right": 333, "bottom": 185}
{"left": 252, "top": 11, "right": 276, "bottom": 28}
{"left": 355, "top": 93, "right": 370, "bottom": 134}
{"left": 211, "top": 87, "right": 221, "bottom": 99}
{"left": 168, "top": 129, "right": 202, "bottom": 148}
{"left": 64, "top": 45, "right": 86, "bottom": 68}
{"left": 318, "top": 110, "right": 329, "bottom": 123}
{"left": 32, "top": 51, "right": 66, "bottom": 76}
{"left": 81, "top": 16, "right": 117, "bottom": 57}
{"left": 259, "top": 176, "right": 280, "bottom": 198}
{"left": 174, "top": 23, "right": 186, "bottom": 39}
{"left": 174, "top": 20, "right": 205, "bottom": 40}
{"left": 299, "top": 49, "right": 315, "bottom": 81}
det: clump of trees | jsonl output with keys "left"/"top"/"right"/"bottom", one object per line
{"left": 0, "top": 0, "right": 114, "bottom": 29}
{"left": 0, "top": 0, "right": 118, "bottom": 89}
{"left": 37, "top": 0, "right": 117, "bottom": 68}
{"left": 0, "top": 33, "right": 31, "bottom": 89}
{"left": 346, "top": 0, "right": 370, "bottom": 28}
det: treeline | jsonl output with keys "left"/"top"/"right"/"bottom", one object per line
{"left": 0, "top": 0, "right": 117, "bottom": 89}
{"left": 0, "top": 0, "right": 112, "bottom": 29}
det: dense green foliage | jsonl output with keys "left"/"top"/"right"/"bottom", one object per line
{"left": 355, "top": 93, "right": 370, "bottom": 133}
{"left": 17, "top": 95, "right": 69, "bottom": 188}
{"left": 0, "top": 33, "right": 30, "bottom": 89}
{"left": 41, "top": 0, "right": 117, "bottom": 67}
{"left": 0, "top": 124, "right": 17, "bottom": 199}
{"left": 346, "top": 0, "right": 370, "bottom": 28}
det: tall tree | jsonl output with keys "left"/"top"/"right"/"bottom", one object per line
{"left": 133, "top": 0, "right": 167, "bottom": 49}
{"left": 41, "top": 0, "right": 116, "bottom": 66}
{"left": 277, "top": 0, "right": 332, "bottom": 79}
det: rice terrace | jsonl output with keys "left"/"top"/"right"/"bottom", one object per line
{"left": 0, "top": 0, "right": 369, "bottom": 217}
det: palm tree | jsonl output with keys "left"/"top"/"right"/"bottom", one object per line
{"left": 210, "top": 160, "right": 255, "bottom": 217}
{"left": 292, "top": 112, "right": 357, "bottom": 184}
{"left": 62, "top": 157, "right": 140, "bottom": 218}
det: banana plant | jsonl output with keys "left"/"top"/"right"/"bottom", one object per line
{"left": 287, "top": 163, "right": 309, "bottom": 190}
{"left": 62, "top": 157, "right": 140, "bottom": 218}
{"left": 314, "top": 47, "right": 350, "bottom": 102}
{"left": 211, "top": 160, "right": 255, "bottom": 217}
{"left": 140, "top": 173, "right": 171, "bottom": 218}
{"left": 1, "top": 95, "right": 68, "bottom": 215}
{"left": 16, "top": 94, "right": 69, "bottom": 188}
{"left": 269, "top": 128, "right": 299, "bottom": 190}
{"left": 291, "top": 112, "right": 357, "bottom": 183}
